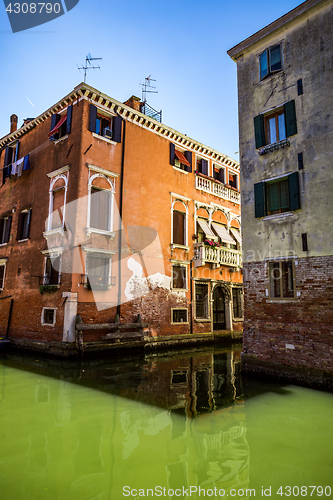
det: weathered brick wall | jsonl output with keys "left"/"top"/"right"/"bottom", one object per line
{"left": 243, "top": 256, "right": 333, "bottom": 374}
{"left": 77, "top": 286, "right": 190, "bottom": 340}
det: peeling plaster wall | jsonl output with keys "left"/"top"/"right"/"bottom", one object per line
{"left": 237, "top": 0, "right": 333, "bottom": 262}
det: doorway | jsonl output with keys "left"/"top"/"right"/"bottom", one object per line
{"left": 213, "top": 287, "right": 226, "bottom": 331}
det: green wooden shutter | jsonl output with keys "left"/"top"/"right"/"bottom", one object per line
{"left": 254, "top": 114, "right": 265, "bottom": 148}
{"left": 284, "top": 100, "right": 297, "bottom": 137}
{"left": 254, "top": 182, "right": 266, "bottom": 217}
{"left": 288, "top": 172, "right": 300, "bottom": 211}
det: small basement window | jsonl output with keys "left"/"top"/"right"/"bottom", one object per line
{"left": 171, "top": 308, "right": 188, "bottom": 324}
{"left": 42, "top": 308, "right": 56, "bottom": 326}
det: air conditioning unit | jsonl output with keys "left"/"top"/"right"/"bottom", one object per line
{"left": 103, "top": 128, "right": 112, "bottom": 139}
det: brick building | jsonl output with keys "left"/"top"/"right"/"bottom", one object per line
{"left": 228, "top": 0, "right": 333, "bottom": 385}
{"left": 0, "top": 83, "right": 242, "bottom": 348}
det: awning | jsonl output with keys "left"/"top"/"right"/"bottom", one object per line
{"left": 230, "top": 227, "right": 242, "bottom": 244}
{"left": 49, "top": 115, "right": 67, "bottom": 136}
{"left": 197, "top": 219, "right": 217, "bottom": 240}
{"left": 211, "top": 223, "right": 235, "bottom": 244}
{"left": 175, "top": 150, "right": 190, "bottom": 167}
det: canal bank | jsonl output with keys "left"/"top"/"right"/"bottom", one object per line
{"left": 3, "top": 329, "right": 242, "bottom": 358}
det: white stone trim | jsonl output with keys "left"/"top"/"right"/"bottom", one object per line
{"left": 87, "top": 163, "right": 119, "bottom": 178}
{"left": 47, "top": 165, "right": 70, "bottom": 178}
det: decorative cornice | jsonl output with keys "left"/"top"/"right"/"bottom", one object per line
{"left": 47, "top": 165, "right": 70, "bottom": 178}
{"left": 0, "top": 82, "right": 239, "bottom": 171}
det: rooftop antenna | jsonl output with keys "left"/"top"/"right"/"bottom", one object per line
{"left": 77, "top": 53, "right": 102, "bottom": 83}
{"left": 141, "top": 74, "right": 158, "bottom": 103}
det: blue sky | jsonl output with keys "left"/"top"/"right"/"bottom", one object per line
{"left": 0, "top": 0, "right": 302, "bottom": 160}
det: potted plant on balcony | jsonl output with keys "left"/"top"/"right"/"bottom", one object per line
{"left": 204, "top": 239, "right": 220, "bottom": 249}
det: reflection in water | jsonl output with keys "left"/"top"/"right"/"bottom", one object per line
{"left": 0, "top": 347, "right": 332, "bottom": 500}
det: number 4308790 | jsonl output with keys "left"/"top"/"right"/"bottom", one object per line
{"left": 277, "top": 486, "right": 332, "bottom": 496}
{"left": 6, "top": 3, "right": 61, "bottom": 14}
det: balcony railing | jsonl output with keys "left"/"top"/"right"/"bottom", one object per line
{"left": 195, "top": 175, "right": 240, "bottom": 204}
{"left": 80, "top": 274, "right": 116, "bottom": 291}
{"left": 194, "top": 243, "right": 242, "bottom": 268}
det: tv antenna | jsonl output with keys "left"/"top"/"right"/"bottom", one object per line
{"left": 77, "top": 53, "right": 102, "bottom": 83}
{"left": 141, "top": 74, "right": 158, "bottom": 103}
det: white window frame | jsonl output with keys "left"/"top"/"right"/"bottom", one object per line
{"left": 86, "top": 165, "right": 117, "bottom": 238}
{"left": 171, "top": 308, "right": 189, "bottom": 325}
{"left": 41, "top": 249, "right": 63, "bottom": 286}
{"left": 0, "top": 259, "right": 7, "bottom": 290}
{"left": 45, "top": 166, "right": 70, "bottom": 236}
{"left": 171, "top": 196, "right": 189, "bottom": 249}
{"left": 83, "top": 247, "right": 116, "bottom": 290}
{"left": 41, "top": 307, "right": 57, "bottom": 326}
{"left": 171, "top": 262, "right": 188, "bottom": 290}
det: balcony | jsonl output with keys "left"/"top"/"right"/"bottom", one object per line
{"left": 80, "top": 274, "right": 116, "bottom": 291}
{"left": 194, "top": 243, "right": 242, "bottom": 268}
{"left": 195, "top": 175, "right": 240, "bottom": 204}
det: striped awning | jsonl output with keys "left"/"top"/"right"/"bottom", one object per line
{"left": 49, "top": 115, "right": 67, "bottom": 136}
{"left": 230, "top": 227, "right": 241, "bottom": 244}
{"left": 197, "top": 219, "right": 217, "bottom": 240}
{"left": 211, "top": 223, "right": 235, "bottom": 244}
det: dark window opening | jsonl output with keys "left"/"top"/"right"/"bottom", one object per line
{"left": 213, "top": 166, "right": 224, "bottom": 183}
{"left": 269, "top": 261, "right": 295, "bottom": 299}
{"left": 17, "top": 209, "right": 31, "bottom": 241}
{"left": 195, "top": 283, "right": 209, "bottom": 319}
{"left": 298, "top": 152, "right": 304, "bottom": 170}
{"left": 171, "top": 371, "right": 187, "bottom": 385}
{"left": 44, "top": 256, "right": 60, "bottom": 285}
{"left": 260, "top": 44, "right": 282, "bottom": 80}
{"left": 95, "top": 115, "right": 112, "bottom": 138}
{"left": 0, "top": 264, "right": 5, "bottom": 289}
{"left": 232, "top": 288, "right": 243, "bottom": 319}
{"left": 228, "top": 173, "right": 238, "bottom": 189}
{"left": 302, "top": 233, "right": 308, "bottom": 252}
{"left": 173, "top": 210, "right": 185, "bottom": 246}
{"left": 43, "top": 308, "right": 55, "bottom": 325}
{"left": 0, "top": 216, "right": 12, "bottom": 245}
{"left": 172, "top": 309, "right": 188, "bottom": 323}
{"left": 297, "top": 79, "right": 303, "bottom": 96}
{"left": 172, "top": 265, "right": 186, "bottom": 289}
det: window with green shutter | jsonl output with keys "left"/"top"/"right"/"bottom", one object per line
{"left": 254, "top": 172, "right": 300, "bottom": 217}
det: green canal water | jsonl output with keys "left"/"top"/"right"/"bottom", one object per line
{"left": 0, "top": 346, "right": 332, "bottom": 500}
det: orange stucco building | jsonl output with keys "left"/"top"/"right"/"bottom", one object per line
{"left": 0, "top": 83, "right": 242, "bottom": 348}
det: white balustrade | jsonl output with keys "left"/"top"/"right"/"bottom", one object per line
{"left": 195, "top": 175, "right": 240, "bottom": 204}
{"left": 194, "top": 243, "right": 242, "bottom": 268}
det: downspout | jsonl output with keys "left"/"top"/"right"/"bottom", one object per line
{"left": 190, "top": 259, "right": 193, "bottom": 335}
{"left": 116, "top": 114, "right": 126, "bottom": 319}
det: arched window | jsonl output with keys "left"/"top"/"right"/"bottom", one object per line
{"left": 172, "top": 200, "right": 188, "bottom": 246}
{"left": 50, "top": 177, "right": 66, "bottom": 230}
{"left": 87, "top": 173, "right": 115, "bottom": 235}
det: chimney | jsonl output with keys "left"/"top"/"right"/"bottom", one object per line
{"left": 10, "top": 114, "right": 18, "bottom": 133}
{"left": 123, "top": 95, "right": 142, "bottom": 113}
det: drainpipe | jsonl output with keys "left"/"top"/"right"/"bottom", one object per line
{"left": 190, "top": 259, "right": 193, "bottom": 335}
{"left": 116, "top": 114, "right": 126, "bottom": 319}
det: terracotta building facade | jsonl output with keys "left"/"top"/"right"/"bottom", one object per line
{"left": 228, "top": 0, "right": 333, "bottom": 385}
{"left": 0, "top": 83, "right": 242, "bottom": 346}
